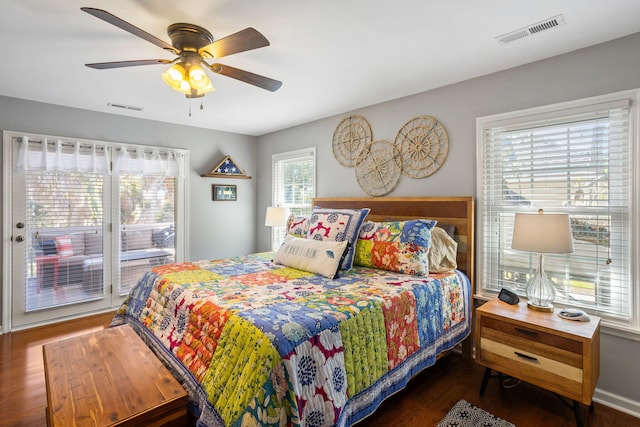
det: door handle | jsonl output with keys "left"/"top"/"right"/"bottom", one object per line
{"left": 514, "top": 327, "right": 539, "bottom": 337}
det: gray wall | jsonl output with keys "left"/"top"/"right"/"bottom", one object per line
{"left": 256, "top": 33, "right": 640, "bottom": 415}
{"left": 0, "top": 96, "right": 258, "bottom": 323}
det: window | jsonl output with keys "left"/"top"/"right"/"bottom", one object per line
{"left": 271, "top": 148, "right": 316, "bottom": 249}
{"left": 118, "top": 174, "right": 176, "bottom": 295}
{"left": 477, "top": 90, "right": 638, "bottom": 332}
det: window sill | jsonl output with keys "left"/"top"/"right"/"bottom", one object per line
{"left": 600, "top": 321, "right": 640, "bottom": 342}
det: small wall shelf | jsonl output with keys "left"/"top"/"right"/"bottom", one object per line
{"left": 200, "top": 155, "right": 252, "bottom": 179}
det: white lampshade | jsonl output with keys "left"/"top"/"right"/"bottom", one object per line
{"left": 512, "top": 211, "right": 574, "bottom": 254}
{"left": 265, "top": 206, "right": 290, "bottom": 227}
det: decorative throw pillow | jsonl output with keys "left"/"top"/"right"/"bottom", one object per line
{"left": 41, "top": 239, "right": 58, "bottom": 255}
{"left": 307, "top": 207, "right": 370, "bottom": 271}
{"left": 54, "top": 235, "right": 73, "bottom": 257}
{"left": 274, "top": 235, "right": 348, "bottom": 279}
{"left": 354, "top": 219, "right": 436, "bottom": 275}
{"left": 286, "top": 214, "right": 309, "bottom": 238}
{"left": 428, "top": 226, "right": 458, "bottom": 273}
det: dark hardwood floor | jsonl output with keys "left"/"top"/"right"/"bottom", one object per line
{"left": 358, "top": 354, "right": 640, "bottom": 427}
{"left": 1, "top": 313, "right": 638, "bottom": 427}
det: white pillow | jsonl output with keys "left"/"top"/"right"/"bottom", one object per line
{"left": 274, "top": 235, "right": 348, "bottom": 279}
{"left": 428, "top": 227, "right": 458, "bottom": 273}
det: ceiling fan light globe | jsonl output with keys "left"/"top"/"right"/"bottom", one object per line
{"left": 161, "top": 75, "right": 180, "bottom": 91}
{"left": 190, "top": 77, "right": 213, "bottom": 92}
{"left": 196, "top": 81, "right": 214, "bottom": 95}
{"left": 161, "top": 63, "right": 188, "bottom": 93}
{"left": 179, "top": 80, "right": 191, "bottom": 93}
{"left": 189, "top": 64, "right": 206, "bottom": 81}
{"left": 189, "top": 73, "right": 213, "bottom": 92}
{"left": 166, "top": 63, "right": 185, "bottom": 81}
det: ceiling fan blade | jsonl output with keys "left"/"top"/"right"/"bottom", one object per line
{"left": 86, "top": 59, "right": 173, "bottom": 69}
{"left": 207, "top": 63, "right": 282, "bottom": 92}
{"left": 199, "top": 28, "right": 270, "bottom": 59}
{"left": 81, "top": 7, "right": 179, "bottom": 55}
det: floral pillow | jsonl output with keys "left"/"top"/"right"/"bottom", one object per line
{"left": 274, "top": 235, "right": 348, "bottom": 278}
{"left": 354, "top": 219, "right": 436, "bottom": 275}
{"left": 286, "top": 215, "right": 309, "bottom": 238}
{"left": 307, "top": 207, "right": 370, "bottom": 271}
{"left": 54, "top": 235, "right": 74, "bottom": 257}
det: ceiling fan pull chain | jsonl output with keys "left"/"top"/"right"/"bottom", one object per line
{"left": 200, "top": 99, "right": 204, "bottom": 111}
{"left": 189, "top": 98, "right": 192, "bottom": 117}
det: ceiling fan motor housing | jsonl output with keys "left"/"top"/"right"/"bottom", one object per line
{"left": 167, "top": 23, "right": 214, "bottom": 52}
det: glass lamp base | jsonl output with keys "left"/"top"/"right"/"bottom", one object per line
{"left": 525, "top": 253, "right": 556, "bottom": 313}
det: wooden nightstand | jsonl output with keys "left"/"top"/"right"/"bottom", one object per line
{"left": 475, "top": 299, "right": 600, "bottom": 427}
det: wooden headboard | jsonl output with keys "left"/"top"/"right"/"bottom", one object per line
{"left": 312, "top": 197, "right": 475, "bottom": 286}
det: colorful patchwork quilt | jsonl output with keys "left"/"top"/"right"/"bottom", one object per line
{"left": 112, "top": 252, "right": 471, "bottom": 427}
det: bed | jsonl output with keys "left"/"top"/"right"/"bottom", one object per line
{"left": 112, "top": 196, "right": 475, "bottom": 427}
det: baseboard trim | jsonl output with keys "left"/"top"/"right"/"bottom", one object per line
{"left": 594, "top": 388, "right": 640, "bottom": 419}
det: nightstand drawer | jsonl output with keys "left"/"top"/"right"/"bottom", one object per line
{"left": 480, "top": 317, "right": 583, "bottom": 368}
{"left": 479, "top": 334, "right": 583, "bottom": 400}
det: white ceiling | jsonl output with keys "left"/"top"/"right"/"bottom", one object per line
{"left": 2, "top": 1, "right": 640, "bottom": 136}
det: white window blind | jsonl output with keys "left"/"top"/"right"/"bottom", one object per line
{"left": 118, "top": 174, "right": 176, "bottom": 295}
{"left": 478, "top": 95, "right": 636, "bottom": 328}
{"left": 271, "top": 148, "right": 316, "bottom": 248}
{"left": 26, "top": 171, "right": 104, "bottom": 310}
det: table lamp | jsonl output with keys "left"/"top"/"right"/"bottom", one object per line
{"left": 265, "top": 206, "right": 290, "bottom": 250}
{"left": 511, "top": 209, "right": 574, "bottom": 312}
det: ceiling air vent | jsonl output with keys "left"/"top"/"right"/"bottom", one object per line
{"left": 107, "top": 102, "right": 144, "bottom": 112}
{"left": 496, "top": 14, "right": 566, "bottom": 45}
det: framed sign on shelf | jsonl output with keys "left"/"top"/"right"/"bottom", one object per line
{"left": 212, "top": 184, "right": 237, "bottom": 201}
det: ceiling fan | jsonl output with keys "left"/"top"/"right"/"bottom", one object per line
{"left": 81, "top": 7, "right": 282, "bottom": 99}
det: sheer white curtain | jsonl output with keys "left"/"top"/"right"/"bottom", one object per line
{"left": 16, "top": 137, "right": 111, "bottom": 174}
{"left": 15, "top": 136, "right": 186, "bottom": 178}
{"left": 113, "top": 147, "right": 185, "bottom": 177}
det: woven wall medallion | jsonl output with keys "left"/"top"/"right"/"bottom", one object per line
{"left": 355, "top": 140, "right": 401, "bottom": 196}
{"left": 395, "top": 115, "right": 449, "bottom": 178}
{"left": 332, "top": 115, "right": 373, "bottom": 167}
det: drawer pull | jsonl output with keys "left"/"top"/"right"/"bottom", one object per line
{"left": 514, "top": 351, "right": 539, "bottom": 363}
{"left": 515, "top": 327, "right": 539, "bottom": 337}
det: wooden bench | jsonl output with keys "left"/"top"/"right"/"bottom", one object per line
{"left": 43, "top": 324, "right": 187, "bottom": 427}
